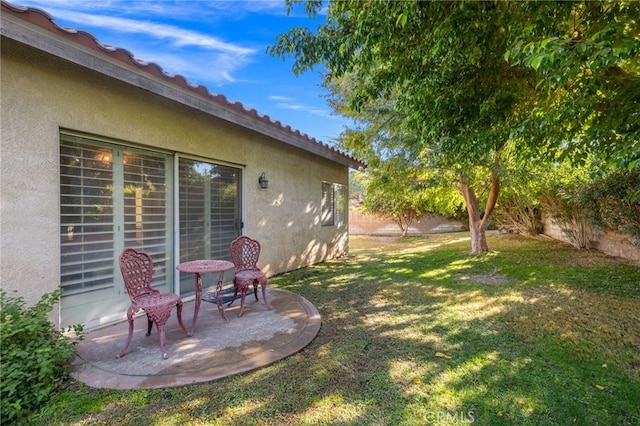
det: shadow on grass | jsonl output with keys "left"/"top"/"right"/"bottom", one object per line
{"left": 43, "top": 233, "right": 640, "bottom": 425}
{"left": 254, "top": 234, "right": 640, "bottom": 425}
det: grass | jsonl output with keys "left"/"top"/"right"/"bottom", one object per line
{"left": 33, "top": 233, "right": 639, "bottom": 425}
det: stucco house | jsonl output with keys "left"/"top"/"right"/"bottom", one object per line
{"left": 1, "top": 2, "right": 365, "bottom": 329}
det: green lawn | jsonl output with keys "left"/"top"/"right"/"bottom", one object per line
{"left": 36, "top": 233, "right": 640, "bottom": 425}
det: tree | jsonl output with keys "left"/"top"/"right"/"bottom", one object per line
{"left": 270, "top": 0, "right": 535, "bottom": 253}
{"left": 355, "top": 158, "right": 464, "bottom": 237}
{"left": 505, "top": 1, "right": 640, "bottom": 174}
{"left": 269, "top": 0, "right": 639, "bottom": 252}
{"left": 330, "top": 72, "right": 465, "bottom": 236}
{"left": 495, "top": 157, "right": 587, "bottom": 236}
{"left": 359, "top": 163, "right": 423, "bottom": 237}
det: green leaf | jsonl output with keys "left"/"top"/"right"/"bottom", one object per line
{"left": 530, "top": 55, "right": 543, "bottom": 71}
{"left": 396, "top": 12, "right": 407, "bottom": 28}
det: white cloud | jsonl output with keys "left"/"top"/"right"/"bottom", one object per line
{"left": 124, "top": 47, "right": 252, "bottom": 86}
{"left": 268, "top": 96, "right": 331, "bottom": 118}
{"left": 203, "top": 0, "right": 288, "bottom": 15}
{"left": 18, "top": 1, "right": 258, "bottom": 86}
{"left": 276, "top": 102, "right": 330, "bottom": 118}
{"left": 41, "top": 8, "right": 255, "bottom": 55}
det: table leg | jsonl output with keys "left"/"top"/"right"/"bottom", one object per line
{"left": 189, "top": 272, "right": 202, "bottom": 336}
{"left": 216, "top": 271, "right": 229, "bottom": 322}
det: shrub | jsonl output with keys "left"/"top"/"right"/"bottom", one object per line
{"left": 541, "top": 182, "right": 594, "bottom": 248}
{"left": 541, "top": 169, "right": 640, "bottom": 248}
{"left": 495, "top": 194, "right": 544, "bottom": 236}
{"left": 589, "top": 168, "right": 640, "bottom": 243}
{"left": 0, "top": 288, "right": 83, "bottom": 424}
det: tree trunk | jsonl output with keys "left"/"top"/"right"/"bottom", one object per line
{"left": 469, "top": 220, "right": 489, "bottom": 254}
{"left": 457, "top": 170, "right": 501, "bottom": 254}
{"left": 394, "top": 212, "right": 414, "bottom": 237}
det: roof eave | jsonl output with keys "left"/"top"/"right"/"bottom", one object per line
{"left": 0, "top": 2, "right": 366, "bottom": 170}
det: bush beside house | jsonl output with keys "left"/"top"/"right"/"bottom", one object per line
{"left": 0, "top": 289, "right": 83, "bottom": 424}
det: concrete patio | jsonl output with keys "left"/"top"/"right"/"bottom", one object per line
{"left": 70, "top": 287, "right": 321, "bottom": 390}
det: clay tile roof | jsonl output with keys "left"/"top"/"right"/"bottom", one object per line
{"left": 1, "top": 1, "right": 366, "bottom": 169}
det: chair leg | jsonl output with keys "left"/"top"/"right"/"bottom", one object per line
{"left": 146, "top": 315, "right": 153, "bottom": 336}
{"left": 175, "top": 300, "right": 189, "bottom": 336}
{"left": 261, "top": 281, "right": 272, "bottom": 310}
{"left": 228, "top": 278, "right": 239, "bottom": 307}
{"left": 253, "top": 282, "right": 259, "bottom": 301}
{"left": 238, "top": 286, "right": 249, "bottom": 317}
{"left": 117, "top": 307, "right": 137, "bottom": 358}
{"left": 156, "top": 324, "right": 169, "bottom": 359}
{"left": 145, "top": 306, "right": 175, "bottom": 359}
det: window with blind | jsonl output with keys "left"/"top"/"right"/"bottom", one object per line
{"left": 321, "top": 182, "right": 347, "bottom": 227}
{"left": 60, "top": 140, "right": 116, "bottom": 296}
{"left": 178, "top": 158, "right": 241, "bottom": 296}
{"left": 58, "top": 134, "right": 243, "bottom": 326}
{"left": 59, "top": 134, "right": 172, "bottom": 325}
{"left": 122, "top": 149, "right": 172, "bottom": 285}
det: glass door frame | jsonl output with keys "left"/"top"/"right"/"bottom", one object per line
{"left": 173, "top": 153, "right": 245, "bottom": 299}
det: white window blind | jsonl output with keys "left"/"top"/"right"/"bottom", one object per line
{"left": 122, "top": 150, "right": 171, "bottom": 285}
{"left": 60, "top": 140, "right": 116, "bottom": 295}
{"left": 335, "top": 183, "right": 347, "bottom": 227}
{"left": 60, "top": 135, "right": 171, "bottom": 297}
{"left": 321, "top": 182, "right": 346, "bottom": 227}
{"left": 178, "top": 158, "right": 241, "bottom": 296}
{"left": 321, "top": 182, "right": 335, "bottom": 226}
{"left": 178, "top": 159, "right": 240, "bottom": 262}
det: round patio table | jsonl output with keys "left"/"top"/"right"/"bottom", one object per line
{"left": 176, "top": 260, "right": 234, "bottom": 335}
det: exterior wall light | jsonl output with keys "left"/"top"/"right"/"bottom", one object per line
{"left": 258, "top": 172, "right": 268, "bottom": 189}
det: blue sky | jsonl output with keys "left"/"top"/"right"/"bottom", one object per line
{"left": 14, "top": 0, "right": 349, "bottom": 145}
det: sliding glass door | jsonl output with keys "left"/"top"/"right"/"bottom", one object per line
{"left": 177, "top": 158, "right": 242, "bottom": 296}
{"left": 59, "top": 134, "right": 173, "bottom": 327}
{"left": 59, "top": 134, "right": 243, "bottom": 327}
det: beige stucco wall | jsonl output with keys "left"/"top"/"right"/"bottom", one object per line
{"left": 349, "top": 210, "right": 466, "bottom": 235}
{"left": 0, "top": 38, "right": 348, "bottom": 318}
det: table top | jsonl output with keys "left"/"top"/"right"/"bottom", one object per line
{"left": 176, "top": 259, "right": 235, "bottom": 273}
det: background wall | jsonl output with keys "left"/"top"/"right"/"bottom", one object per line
{"left": 543, "top": 217, "right": 640, "bottom": 263}
{"left": 349, "top": 208, "right": 639, "bottom": 264}
{"left": 349, "top": 210, "right": 466, "bottom": 235}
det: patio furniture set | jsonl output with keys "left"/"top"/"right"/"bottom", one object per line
{"left": 117, "top": 236, "right": 271, "bottom": 359}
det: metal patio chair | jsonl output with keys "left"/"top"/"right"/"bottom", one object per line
{"left": 228, "top": 236, "right": 272, "bottom": 317}
{"left": 118, "top": 248, "right": 188, "bottom": 359}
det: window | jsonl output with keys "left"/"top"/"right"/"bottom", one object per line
{"left": 60, "top": 137, "right": 172, "bottom": 293}
{"left": 321, "top": 182, "right": 347, "bottom": 227}
{"left": 59, "top": 134, "right": 173, "bottom": 326}
{"left": 60, "top": 140, "right": 116, "bottom": 296}
{"left": 178, "top": 158, "right": 241, "bottom": 296}
{"left": 58, "top": 134, "right": 243, "bottom": 326}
